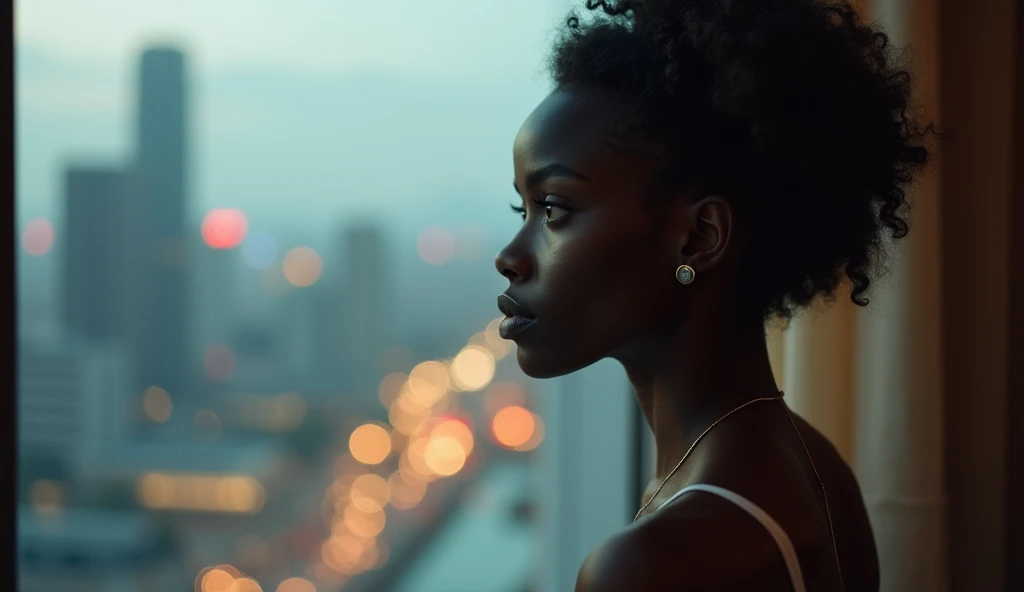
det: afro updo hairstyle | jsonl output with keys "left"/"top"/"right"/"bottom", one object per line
{"left": 547, "top": 0, "right": 935, "bottom": 320}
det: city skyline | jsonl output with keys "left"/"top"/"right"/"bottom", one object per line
{"left": 15, "top": 13, "right": 562, "bottom": 589}
{"left": 14, "top": 7, "right": 559, "bottom": 239}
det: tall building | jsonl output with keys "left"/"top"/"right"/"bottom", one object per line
{"left": 191, "top": 239, "right": 240, "bottom": 387}
{"left": 133, "top": 47, "right": 191, "bottom": 395}
{"left": 61, "top": 167, "right": 144, "bottom": 347}
{"left": 18, "top": 338, "right": 133, "bottom": 481}
{"left": 288, "top": 280, "right": 344, "bottom": 386}
{"left": 338, "top": 224, "right": 393, "bottom": 391}
{"left": 136, "top": 47, "right": 187, "bottom": 238}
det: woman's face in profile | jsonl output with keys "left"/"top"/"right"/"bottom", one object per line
{"left": 495, "top": 87, "right": 691, "bottom": 378}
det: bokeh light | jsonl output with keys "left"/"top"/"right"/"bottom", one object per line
{"left": 349, "top": 474, "right": 390, "bottom": 513}
{"left": 348, "top": 424, "right": 392, "bottom": 465}
{"left": 322, "top": 533, "right": 371, "bottom": 575}
{"left": 402, "top": 439, "right": 437, "bottom": 482}
{"left": 276, "top": 578, "right": 317, "bottom": 592}
{"left": 514, "top": 414, "right": 545, "bottom": 452}
{"left": 378, "top": 372, "right": 407, "bottom": 408}
{"left": 139, "top": 473, "right": 265, "bottom": 513}
{"left": 204, "top": 344, "right": 236, "bottom": 382}
{"left": 234, "top": 578, "right": 264, "bottom": 592}
{"left": 450, "top": 345, "right": 496, "bottom": 391}
{"left": 342, "top": 505, "right": 386, "bottom": 538}
{"left": 492, "top": 405, "right": 535, "bottom": 449}
{"left": 142, "top": 386, "right": 173, "bottom": 423}
{"left": 283, "top": 247, "right": 323, "bottom": 287}
{"left": 388, "top": 397, "right": 429, "bottom": 436}
{"left": 330, "top": 473, "right": 357, "bottom": 499}
{"left": 483, "top": 317, "right": 513, "bottom": 358}
{"left": 416, "top": 226, "right": 456, "bottom": 265}
{"left": 388, "top": 471, "right": 428, "bottom": 510}
{"left": 407, "top": 361, "right": 450, "bottom": 407}
{"left": 21, "top": 218, "right": 54, "bottom": 256}
{"left": 242, "top": 230, "right": 278, "bottom": 270}
{"left": 202, "top": 208, "right": 248, "bottom": 249}
{"left": 200, "top": 568, "right": 236, "bottom": 592}
{"left": 429, "top": 417, "right": 474, "bottom": 455}
{"left": 404, "top": 379, "right": 446, "bottom": 410}
{"left": 30, "top": 480, "right": 63, "bottom": 515}
{"left": 423, "top": 437, "right": 467, "bottom": 477}
{"left": 311, "top": 563, "right": 346, "bottom": 588}
{"left": 357, "top": 543, "right": 381, "bottom": 571}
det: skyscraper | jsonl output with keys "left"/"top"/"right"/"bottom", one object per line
{"left": 62, "top": 166, "right": 146, "bottom": 353}
{"left": 338, "top": 223, "right": 393, "bottom": 391}
{"left": 136, "top": 48, "right": 187, "bottom": 237}
{"left": 133, "top": 47, "right": 190, "bottom": 395}
{"left": 191, "top": 239, "right": 240, "bottom": 387}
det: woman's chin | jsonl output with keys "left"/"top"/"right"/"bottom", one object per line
{"left": 513, "top": 345, "right": 563, "bottom": 379}
{"left": 513, "top": 344, "right": 599, "bottom": 380}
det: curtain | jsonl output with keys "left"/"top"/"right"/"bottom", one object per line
{"left": 771, "top": 0, "right": 1019, "bottom": 590}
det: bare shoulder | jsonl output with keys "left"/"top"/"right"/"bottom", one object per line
{"left": 575, "top": 493, "right": 797, "bottom": 592}
{"left": 788, "top": 413, "right": 880, "bottom": 592}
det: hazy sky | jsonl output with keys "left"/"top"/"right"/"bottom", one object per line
{"left": 17, "top": 0, "right": 567, "bottom": 76}
{"left": 16, "top": 0, "right": 574, "bottom": 241}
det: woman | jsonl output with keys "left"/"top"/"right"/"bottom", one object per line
{"left": 494, "top": 0, "right": 932, "bottom": 590}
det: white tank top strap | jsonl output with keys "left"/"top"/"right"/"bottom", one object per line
{"left": 655, "top": 483, "right": 806, "bottom": 592}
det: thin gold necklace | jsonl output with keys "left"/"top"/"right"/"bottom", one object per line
{"left": 632, "top": 391, "right": 845, "bottom": 589}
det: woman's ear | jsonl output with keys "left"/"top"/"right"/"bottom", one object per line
{"left": 677, "top": 195, "right": 734, "bottom": 273}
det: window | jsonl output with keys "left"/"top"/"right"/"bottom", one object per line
{"left": 16, "top": 1, "right": 639, "bottom": 591}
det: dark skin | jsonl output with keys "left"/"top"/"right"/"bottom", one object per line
{"left": 495, "top": 87, "right": 880, "bottom": 591}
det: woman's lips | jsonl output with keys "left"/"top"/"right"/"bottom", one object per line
{"left": 498, "top": 315, "right": 537, "bottom": 339}
{"left": 496, "top": 294, "right": 537, "bottom": 339}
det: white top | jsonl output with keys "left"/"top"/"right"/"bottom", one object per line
{"left": 656, "top": 483, "right": 806, "bottom": 592}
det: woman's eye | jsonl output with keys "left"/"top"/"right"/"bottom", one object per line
{"left": 511, "top": 198, "right": 570, "bottom": 224}
{"left": 539, "top": 200, "right": 570, "bottom": 222}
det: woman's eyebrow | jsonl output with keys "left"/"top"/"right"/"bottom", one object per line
{"left": 513, "top": 163, "right": 590, "bottom": 194}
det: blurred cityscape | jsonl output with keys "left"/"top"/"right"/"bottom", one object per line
{"left": 17, "top": 45, "right": 546, "bottom": 592}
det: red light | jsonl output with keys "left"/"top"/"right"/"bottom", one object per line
{"left": 21, "top": 218, "right": 55, "bottom": 256}
{"left": 202, "top": 209, "right": 248, "bottom": 249}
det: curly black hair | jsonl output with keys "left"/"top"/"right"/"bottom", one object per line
{"left": 548, "top": 0, "right": 934, "bottom": 320}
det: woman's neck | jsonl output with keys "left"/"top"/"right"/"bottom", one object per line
{"left": 619, "top": 312, "right": 780, "bottom": 480}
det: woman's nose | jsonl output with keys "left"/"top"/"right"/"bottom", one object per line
{"left": 494, "top": 241, "right": 533, "bottom": 283}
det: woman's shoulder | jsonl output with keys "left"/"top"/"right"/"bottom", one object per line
{"left": 574, "top": 492, "right": 798, "bottom": 592}
{"left": 786, "top": 414, "right": 881, "bottom": 591}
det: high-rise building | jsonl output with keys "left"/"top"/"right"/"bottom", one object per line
{"left": 337, "top": 224, "right": 393, "bottom": 391}
{"left": 288, "top": 280, "right": 344, "bottom": 386}
{"left": 61, "top": 167, "right": 144, "bottom": 347}
{"left": 136, "top": 47, "right": 187, "bottom": 238}
{"left": 191, "top": 239, "right": 240, "bottom": 388}
{"left": 18, "top": 338, "right": 133, "bottom": 481}
{"left": 133, "top": 47, "right": 190, "bottom": 395}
